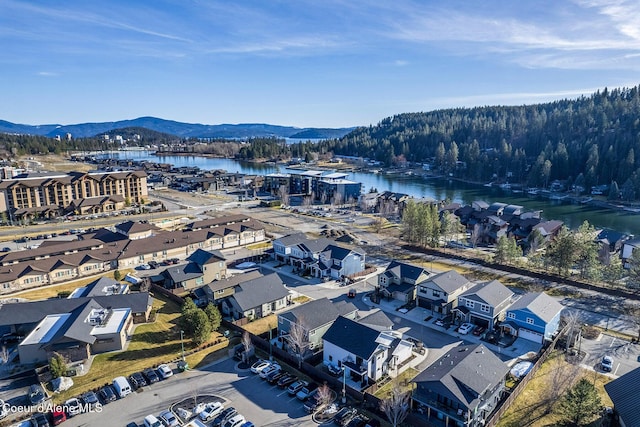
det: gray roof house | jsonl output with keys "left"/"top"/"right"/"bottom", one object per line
{"left": 203, "top": 270, "right": 263, "bottom": 305}
{"left": 271, "top": 233, "right": 334, "bottom": 266}
{"left": 225, "top": 273, "right": 291, "bottom": 321}
{"left": 323, "top": 316, "right": 415, "bottom": 386}
{"left": 277, "top": 297, "right": 358, "bottom": 350}
{"left": 377, "top": 260, "right": 432, "bottom": 304}
{"left": 161, "top": 249, "right": 227, "bottom": 294}
{"left": 416, "top": 269, "right": 474, "bottom": 316}
{"left": 605, "top": 366, "right": 640, "bottom": 427}
{"left": 455, "top": 280, "right": 515, "bottom": 329}
{"left": 412, "top": 343, "right": 510, "bottom": 427}
{"left": 68, "top": 277, "right": 129, "bottom": 298}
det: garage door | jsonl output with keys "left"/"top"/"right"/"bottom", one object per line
{"left": 518, "top": 328, "right": 543, "bottom": 343}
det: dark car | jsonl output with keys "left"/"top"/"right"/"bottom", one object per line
{"left": 212, "top": 407, "right": 237, "bottom": 427}
{"left": 1, "top": 333, "right": 23, "bottom": 344}
{"left": 28, "top": 384, "right": 47, "bottom": 406}
{"left": 346, "top": 415, "right": 368, "bottom": 427}
{"left": 266, "top": 371, "right": 287, "bottom": 385}
{"left": 347, "top": 288, "right": 356, "bottom": 298}
{"left": 31, "top": 413, "right": 50, "bottom": 427}
{"left": 334, "top": 408, "right": 357, "bottom": 426}
{"left": 472, "top": 326, "right": 486, "bottom": 336}
{"left": 1, "top": 247, "right": 11, "bottom": 252}
{"left": 277, "top": 374, "right": 297, "bottom": 389}
{"left": 143, "top": 368, "right": 160, "bottom": 384}
{"left": 81, "top": 391, "right": 99, "bottom": 408}
{"left": 168, "top": 258, "right": 180, "bottom": 265}
{"left": 129, "top": 372, "right": 147, "bottom": 389}
{"left": 99, "top": 385, "right": 117, "bottom": 403}
{"left": 147, "top": 260, "right": 159, "bottom": 269}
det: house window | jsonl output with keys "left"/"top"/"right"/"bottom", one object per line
{"left": 465, "top": 300, "right": 475, "bottom": 309}
{"left": 526, "top": 318, "right": 534, "bottom": 325}
{"left": 196, "top": 277, "right": 204, "bottom": 285}
{"left": 432, "top": 290, "right": 441, "bottom": 297}
{"left": 507, "top": 312, "right": 515, "bottom": 319}
{"left": 216, "top": 289, "right": 224, "bottom": 294}
{"left": 419, "top": 286, "right": 427, "bottom": 294}
{"left": 480, "top": 304, "right": 490, "bottom": 313}
{"left": 309, "top": 330, "right": 315, "bottom": 336}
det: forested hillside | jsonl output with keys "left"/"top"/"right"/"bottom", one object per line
{"left": 319, "top": 86, "right": 640, "bottom": 196}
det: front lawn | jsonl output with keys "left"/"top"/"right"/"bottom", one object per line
{"left": 55, "top": 293, "right": 225, "bottom": 402}
{"left": 497, "top": 351, "right": 612, "bottom": 427}
{"left": 373, "top": 368, "right": 418, "bottom": 399}
{"left": 241, "top": 314, "right": 277, "bottom": 336}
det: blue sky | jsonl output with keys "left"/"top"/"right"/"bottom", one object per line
{"left": 2, "top": 0, "right": 640, "bottom": 128}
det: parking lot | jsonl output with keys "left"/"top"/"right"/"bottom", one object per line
{"left": 580, "top": 333, "right": 640, "bottom": 377}
{"left": 49, "top": 357, "right": 317, "bottom": 427}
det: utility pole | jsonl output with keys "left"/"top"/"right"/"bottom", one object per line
{"left": 180, "top": 330, "right": 185, "bottom": 361}
{"left": 342, "top": 367, "right": 347, "bottom": 404}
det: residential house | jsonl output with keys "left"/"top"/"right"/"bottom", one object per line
{"left": 278, "top": 298, "right": 358, "bottom": 351}
{"left": 597, "top": 229, "right": 630, "bottom": 254}
{"left": 377, "top": 260, "right": 432, "bottom": 304}
{"left": 412, "top": 343, "right": 509, "bottom": 427}
{"left": 621, "top": 238, "right": 640, "bottom": 269}
{"left": 531, "top": 220, "right": 564, "bottom": 244}
{"left": 160, "top": 249, "right": 226, "bottom": 294}
{"left": 455, "top": 280, "right": 515, "bottom": 329}
{"left": 271, "top": 233, "right": 334, "bottom": 267}
{"left": 502, "top": 292, "right": 563, "bottom": 343}
{"left": 224, "top": 273, "right": 291, "bottom": 321}
{"left": 202, "top": 270, "right": 263, "bottom": 306}
{"left": 311, "top": 244, "right": 366, "bottom": 280}
{"left": 416, "top": 270, "right": 474, "bottom": 316}
{"left": 376, "top": 191, "right": 410, "bottom": 217}
{"left": 67, "top": 277, "right": 129, "bottom": 298}
{"left": 605, "top": 366, "right": 640, "bottom": 427}
{"left": 322, "top": 316, "right": 414, "bottom": 388}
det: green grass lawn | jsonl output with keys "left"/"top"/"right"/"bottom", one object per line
{"left": 373, "top": 368, "right": 418, "bottom": 399}
{"left": 54, "top": 293, "right": 226, "bottom": 402}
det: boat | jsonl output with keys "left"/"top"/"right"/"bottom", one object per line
{"left": 526, "top": 188, "right": 539, "bottom": 195}
{"left": 580, "top": 197, "right": 593, "bottom": 204}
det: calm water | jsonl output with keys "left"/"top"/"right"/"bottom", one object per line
{"left": 102, "top": 150, "right": 640, "bottom": 236}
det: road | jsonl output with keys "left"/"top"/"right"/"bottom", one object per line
{"left": 61, "top": 358, "right": 316, "bottom": 427}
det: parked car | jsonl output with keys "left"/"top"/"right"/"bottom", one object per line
{"left": 99, "top": 385, "right": 117, "bottom": 404}
{"left": 266, "top": 370, "right": 287, "bottom": 385}
{"left": 472, "top": 325, "right": 486, "bottom": 336}
{"left": 51, "top": 408, "right": 66, "bottom": 425}
{"left": 347, "top": 289, "right": 356, "bottom": 298}
{"left": 601, "top": 355, "right": 614, "bottom": 372}
{"left": 199, "top": 402, "right": 224, "bottom": 422}
{"left": 28, "top": 384, "right": 47, "bottom": 406}
{"left": 334, "top": 407, "right": 358, "bottom": 426}
{"left": 81, "top": 391, "right": 99, "bottom": 408}
{"left": 148, "top": 261, "right": 159, "bottom": 269}
{"left": 143, "top": 368, "right": 160, "bottom": 384}
{"left": 276, "top": 373, "right": 297, "bottom": 388}
{"left": 159, "top": 409, "right": 180, "bottom": 427}
{"left": 250, "top": 360, "right": 271, "bottom": 374}
{"left": 157, "top": 364, "right": 174, "bottom": 379}
{"left": 287, "top": 380, "right": 308, "bottom": 395}
{"left": 212, "top": 407, "right": 237, "bottom": 427}
{"left": 223, "top": 414, "right": 246, "bottom": 427}
{"left": 259, "top": 363, "right": 281, "bottom": 379}
{"left": 1, "top": 247, "right": 11, "bottom": 252}
{"left": 138, "top": 263, "right": 151, "bottom": 270}
{"left": 143, "top": 414, "right": 163, "bottom": 427}
{"left": 64, "top": 398, "right": 83, "bottom": 416}
{"left": 240, "top": 423, "right": 255, "bottom": 427}
{"left": 129, "top": 372, "right": 147, "bottom": 389}
{"left": 31, "top": 413, "right": 50, "bottom": 427}
{"left": 1, "top": 333, "right": 23, "bottom": 344}
{"left": 296, "top": 382, "right": 318, "bottom": 401}
{"left": 304, "top": 397, "right": 321, "bottom": 414}
{"left": 346, "top": 414, "right": 369, "bottom": 427}
{"left": 458, "top": 323, "right": 475, "bottom": 335}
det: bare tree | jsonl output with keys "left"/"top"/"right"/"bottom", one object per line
{"left": 278, "top": 185, "right": 290, "bottom": 206}
{"left": 0, "top": 346, "right": 9, "bottom": 364}
{"left": 315, "top": 382, "right": 333, "bottom": 410}
{"left": 541, "top": 354, "right": 581, "bottom": 414}
{"left": 286, "top": 317, "right": 309, "bottom": 369}
{"left": 469, "top": 223, "right": 481, "bottom": 248}
{"left": 242, "top": 331, "right": 254, "bottom": 363}
{"left": 563, "top": 310, "right": 582, "bottom": 353}
{"left": 626, "top": 304, "right": 640, "bottom": 342}
{"left": 380, "top": 380, "right": 410, "bottom": 427}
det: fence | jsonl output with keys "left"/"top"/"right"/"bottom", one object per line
{"left": 483, "top": 325, "right": 567, "bottom": 427}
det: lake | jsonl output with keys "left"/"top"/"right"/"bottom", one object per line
{"left": 101, "top": 150, "right": 640, "bottom": 236}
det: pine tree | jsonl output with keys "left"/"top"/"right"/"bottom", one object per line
{"left": 560, "top": 378, "right": 602, "bottom": 426}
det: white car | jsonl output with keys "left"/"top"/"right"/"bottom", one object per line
{"left": 259, "top": 363, "right": 281, "bottom": 379}
{"left": 458, "top": 323, "right": 475, "bottom": 335}
{"left": 64, "top": 398, "right": 83, "bottom": 417}
{"left": 157, "top": 364, "right": 174, "bottom": 379}
{"left": 250, "top": 360, "right": 271, "bottom": 374}
{"left": 601, "top": 355, "right": 614, "bottom": 372}
{"left": 159, "top": 410, "right": 179, "bottom": 427}
{"left": 199, "top": 401, "right": 224, "bottom": 421}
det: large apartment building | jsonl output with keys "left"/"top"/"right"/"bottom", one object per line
{"left": 0, "top": 170, "right": 148, "bottom": 221}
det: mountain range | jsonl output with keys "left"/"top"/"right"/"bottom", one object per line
{"left": 0, "top": 116, "right": 355, "bottom": 139}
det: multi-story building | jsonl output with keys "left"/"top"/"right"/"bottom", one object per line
{"left": 0, "top": 170, "right": 148, "bottom": 221}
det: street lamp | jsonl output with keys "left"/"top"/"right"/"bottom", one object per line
{"left": 268, "top": 323, "right": 273, "bottom": 361}
{"left": 180, "top": 330, "right": 185, "bottom": 361}
{"left": 342, "top": 367, "right": 347, "bottom": 404}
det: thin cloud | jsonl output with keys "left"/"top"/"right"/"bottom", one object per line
{"left": 37, "top": 71, "right": 58, "bottom": 77}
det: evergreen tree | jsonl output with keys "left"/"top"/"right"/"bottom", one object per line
{"left": 204, "top": 304, "right": 222, "bottom": 331}
{"left": 560, "top": 378, "right": 602, "bottom": 427}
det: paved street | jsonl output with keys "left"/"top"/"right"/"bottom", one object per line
{"left": 57, "top": 358, "right": 316, "bottom": 427}
{"left": 580, "top": 333, "right": 640, "bottom": 378}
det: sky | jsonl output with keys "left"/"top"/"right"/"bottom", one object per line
{"left": 2, "top": 0, "right": 640, "bottom": 129}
